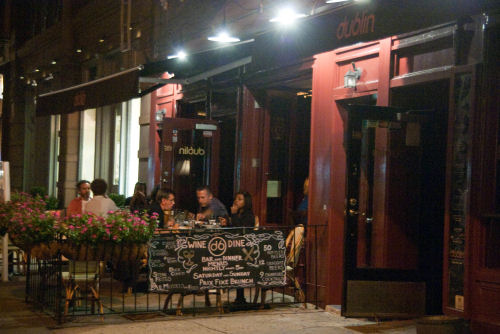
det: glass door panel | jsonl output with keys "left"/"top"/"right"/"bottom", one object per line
{"left": 162, "top": 118, "right": 219, "bottom": 213}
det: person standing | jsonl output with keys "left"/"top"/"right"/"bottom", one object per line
{"left": 195, "top": 186, "right": 228, "bottom": 221}
{"left": 67, "top": 180, "right": 92, "bottom": 216}
{"left": 84, "top": 179, "right": 118, "bottom": 217}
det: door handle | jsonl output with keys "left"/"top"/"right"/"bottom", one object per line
{"left": 348, "top": 209, "right": 359, "bottom": 216}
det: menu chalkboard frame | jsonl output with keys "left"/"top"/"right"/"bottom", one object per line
{"left": 148, "top": 228, "right": 287, "bottom": 293}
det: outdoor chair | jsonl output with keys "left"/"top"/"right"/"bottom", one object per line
{"left": 0, "top": 239, "right": 25, "bottom": 276}
{"left": 253, "top": 224, "right": 306, "bottom": 307}
{"left": 62, "top": 261, "right": 103, "bottom": 316}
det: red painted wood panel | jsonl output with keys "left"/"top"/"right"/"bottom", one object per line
{"left": 310, "top": 50, "right": 342, "bottom": 306}
{"left": 239, "top": 86, "right": 267, "bottom": 224}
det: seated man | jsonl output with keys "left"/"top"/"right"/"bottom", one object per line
{"left": 67, "top": 180, "right": 92, "bottom": 216}
{"left": 148, "top": 189, "right": 176, "bottom": 229}
{"left": 84, "top": 179, "right": 118, "bottom": 217}
{"left": 195, "top": 186, "right": 228, "bottom": 222}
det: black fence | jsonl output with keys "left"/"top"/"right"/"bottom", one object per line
{"left": 25, "top": 225, "right": 326, "bottom": 323}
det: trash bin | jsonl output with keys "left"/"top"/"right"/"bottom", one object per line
{"left": 416, "top": 315, "right": 467, "bottom": 334}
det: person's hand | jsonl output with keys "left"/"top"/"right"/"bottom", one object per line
{"left": 230, "top": 204, "right": 238, "bottom": 214}
{"left": 187, "top": 212, "right": 195, "bottom": 219}
{"left": 218, "top": 217, "right": 228, "bottom": 226}
{"left": 196, "top": 213, "right": 205, "bottom": 220}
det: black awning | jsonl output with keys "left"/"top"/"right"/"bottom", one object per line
{"left": 140, "top": 39, "right": 254, "bottom": 80}
{"left": 36, "top": 66, "right": 142, "bottom": 116}
{"left": 36, "top": 41, "right": 254, "bottom": 116}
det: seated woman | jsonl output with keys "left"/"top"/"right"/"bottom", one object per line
{"left": 148, "top": 189, "right": 177, "bottom": 229}
{"left": 129, "top": 182, "right": 148, "bottom": 213}
{"left": 229, "top": 191, "right": 255, "bottom": 228}
{"left": 228, "top": 191, "right": 255, "bottom": 304}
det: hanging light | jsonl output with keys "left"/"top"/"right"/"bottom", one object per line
{"left": 207, "top": 1, "right": 240, "bottom": 43}
{"left": 269, "top": 6, "right": 308, "bottom": 25}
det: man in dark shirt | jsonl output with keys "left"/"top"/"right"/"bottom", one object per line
{"left": 195, "top": 186, "right": 228, "bottom": 221}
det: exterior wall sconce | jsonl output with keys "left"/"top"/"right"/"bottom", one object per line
{"left": 156, "top": 108, "right": 166, "bottom": 122}
{"left": 344, "top": 62, "right": 362, "bottom": 89}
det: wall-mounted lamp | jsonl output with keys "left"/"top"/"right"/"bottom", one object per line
{"left": 344, "top": 62, "right": 362, "bottom": 89}
{"left": 156, "top": 108, "right": 166, "bottom": 122}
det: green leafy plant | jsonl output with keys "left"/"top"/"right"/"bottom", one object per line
{"left": 109, "top": 193, "right": 126, "bottom": 208}
{"left": 6, "top": 193, "right": 58, "bottom": 245}
{"left": 60, "top": 211, "right": 158, "bottom": 246}
{"left": 45, "top": 195, "right": 60, "bottom": 210}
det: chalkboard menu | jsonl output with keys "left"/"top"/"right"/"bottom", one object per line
{"left": 148, "top": 229, "right": 286, "bottom": 292}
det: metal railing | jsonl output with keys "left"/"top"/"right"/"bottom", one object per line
{"left": 24, "top": 224, "right": 327, "bottom": 323}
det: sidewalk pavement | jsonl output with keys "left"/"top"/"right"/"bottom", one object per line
{"left": 0, "top": 278, "right": 417, "bottom": 334}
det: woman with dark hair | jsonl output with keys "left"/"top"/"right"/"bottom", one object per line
{"left": 228, "top": 191, "right": 255, "bottom": 305}
{"left": 229, "top": 191, "right": 255, "bottom": 228}
{"left": 129, "top": 182, "right": 147, "bottom": 213}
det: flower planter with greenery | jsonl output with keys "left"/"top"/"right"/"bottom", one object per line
{"left": 4, "top": 192, "right": 60, "bottom": 259}
{"left": 59, "top": 211, "right": 157, "bottom": 262}
{"left": 2, "top": 193, "right": 158, "bottom": 261}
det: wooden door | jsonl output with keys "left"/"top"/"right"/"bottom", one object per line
{"left": 342, "top": 105, "right": 427, "bottom": 318}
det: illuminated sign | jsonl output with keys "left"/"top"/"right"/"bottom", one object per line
{"left": 178, "top": 146, "right": 206, "bottom": 156}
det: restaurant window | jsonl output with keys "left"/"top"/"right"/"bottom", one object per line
{"left": 79, "top": 100, "right": 140, "bottom": 197}
{"left": 48, "top": 114, "right": 60, "bottom": 196}
{"left": 121, "top": 98, "right": 140, "bottom": 197}
{"left": 79, "top": 109, "right": 96, "bottom": 182}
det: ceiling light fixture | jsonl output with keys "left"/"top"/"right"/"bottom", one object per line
{"left": 269, "top": 7, "right": 308, "bottom": 25}
{"left": 168, "top": 50, "right": 188, "bottom": 60}
{"left": 208, "top": 1, "right": 240, "bottom": 43}
{"left": 208, "top": 30, "right": 240, "bottom": 43}
{"left": 51, "top": 60, "right": 57, "bottom": 65}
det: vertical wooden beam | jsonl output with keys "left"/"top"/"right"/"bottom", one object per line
{"left": 310, "top": 50, "right": 340, "bottom": 306}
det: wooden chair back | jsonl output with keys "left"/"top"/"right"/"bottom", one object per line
{"left": 286, "top": 225, "right": 305, "bottom": 269}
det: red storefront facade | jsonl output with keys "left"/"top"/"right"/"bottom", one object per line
{"left": 146, "top": 2, "right": 498, "bottom": 331}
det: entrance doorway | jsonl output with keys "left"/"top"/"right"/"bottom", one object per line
{"left": 262, "top": 93, "right": 311, "bottom": 225}
{"left": 342, "top": 81, "right": 449, "bottom": 317}
{"left": 161, "top": 118, "right": 220, "bottom": 213}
